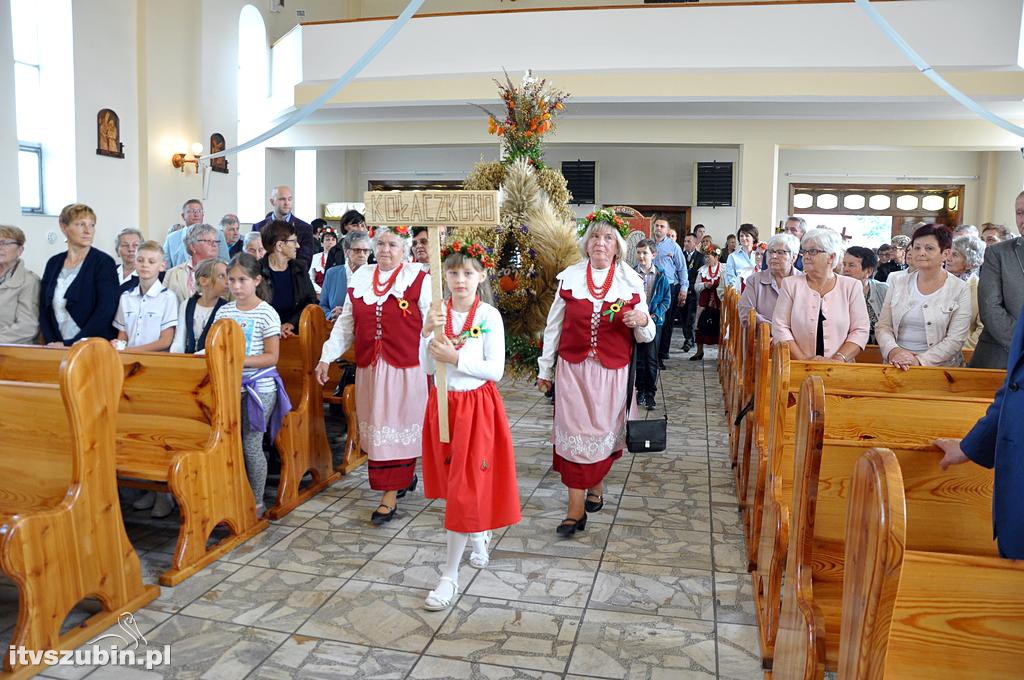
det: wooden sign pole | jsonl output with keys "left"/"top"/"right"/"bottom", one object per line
{"left": 364, "top": 190, "right": 501, "bottom": 445}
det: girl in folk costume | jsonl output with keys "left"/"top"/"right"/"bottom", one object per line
{"left": 419, "top": 242, "right": 520, "bottom": 611}
{"left": 315, "top": 226, "right": 431, "bottom": 524}
{"left": 309, "top": 226, "right": 339, "bottom": 295}
{"left": 691, "top": 246, "right": 724, "bottom": 361}
{"left": 537, "top": 210, "right": 656, "bottom": 537}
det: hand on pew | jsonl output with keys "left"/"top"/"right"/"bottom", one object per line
{"left": 315, "top": 360, "right": 330, "bottom": 385}
{"left": 281, "top": 322, "right": 296, "bottom": 339}
{"left": 935, "top": 437, "right": 970, "bottom": 469}
{"left": 888, "top": 347, "right": 921, "bottom": 371}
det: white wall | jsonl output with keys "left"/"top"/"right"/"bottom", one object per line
{"left": 0, "top": 0, "right": 20, "bottom": 229}
{"left": 317, "top": 143, "right": 741, "bottom": 240}
{"left": 776, "top": 148, "right": 984, "bottom": 229}
{"left": 988, "top": 150, "right": 1024, "bottom": 229}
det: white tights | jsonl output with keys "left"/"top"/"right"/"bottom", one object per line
{"left": 442, "top": 530, "right": 489, "bottom": 582}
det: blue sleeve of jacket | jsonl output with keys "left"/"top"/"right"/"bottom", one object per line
{"left": 38, "top": 257, "right": 60, "bottom": 343}
{"left": 724, "top": 255, "right": 737, "bottom": 290}
{"left": 320, "top": 267, "right": 347, "bottom": 318}
{"left": 650, "top": 271, "right": 671, "bottom": 325}
{"left": 961, "top": 381, "right": 1003, "bottom": 469}
{"left": 69, "top": 255, "right": 120, "bottom": 344}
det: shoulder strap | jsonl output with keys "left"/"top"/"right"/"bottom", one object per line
{"left": 184, "top": 295, "right": 199, "bottom": 353}
{"left": 195, "top": 298, "right": 227, "bottom": 353}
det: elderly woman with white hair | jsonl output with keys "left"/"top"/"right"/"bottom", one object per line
{"left": 772, "top": 227, "right": 869, "bottom": 362}
{"left": 537, "top": 209, "right": 656, "bottom": 537}
{"left": 947, "top": 234, "right": 986, "bottom": 349}
{"left": 315, "top": 226, "right": 431, "bottom": 524}
{"left": 739, "top": 232, "right": 802, "bottom": 326}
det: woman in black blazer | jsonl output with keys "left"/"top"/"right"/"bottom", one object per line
{"left": 40, "top": 203, "right": 119, "bottom": 346}
{"left": 259, "top": 219, "right": 317, "bottom": 338}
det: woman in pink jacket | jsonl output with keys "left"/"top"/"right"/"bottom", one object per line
{"left": 772, "top": 227, "right": 869, "bottom": 363}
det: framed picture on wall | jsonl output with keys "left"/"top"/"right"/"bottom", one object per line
{"left": 209, "top": 133, "right": 228, "bottom": 174}
{"left": 96, "top": 109, "right": 124, "bottom": 159}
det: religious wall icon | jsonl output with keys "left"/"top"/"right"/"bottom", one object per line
{"left": 96, "top": 109, "right": 124, "bottom": 158}
{"left": 210, "top": 133, "right": 228, "bottom": 174}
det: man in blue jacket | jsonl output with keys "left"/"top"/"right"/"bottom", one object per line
{"left": 936, "top": 303, "right": 1024, "bottom": 559}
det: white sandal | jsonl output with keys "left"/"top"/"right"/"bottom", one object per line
{"left": 469, "top": 531, "right": 492, "bottom": 568}
{"left": 424, "top": 576, "right": 458, "bottom": 611}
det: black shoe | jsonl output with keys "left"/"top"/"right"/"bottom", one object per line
{"left": 689, "top": 352, "right": 704, "bottom": 361}
{"left": 396, "top": 474, "right": 418, "bottom": 499}
{"left": 556, "top": 513, "right": 588, "bottom": 536}
{"left": 371, "top": 503, "right": 396, "bottom": 524}
{"left": 636, "top": 393, "right": 649, "bottom": 409}
{"left": 645, "top": 395, "right": 657, "bottom": 411}
{"left": 584, "top": 494, "right": 604, "bottom": 513}
{"left": 657, "top": 360, "right": 667, "bottom": 370}
{"left": 682, "top": 341, "right": 693, "bottom": 352}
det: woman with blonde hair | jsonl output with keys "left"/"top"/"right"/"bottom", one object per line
{"left": 0, "top": 225, "right": 40, "bottom": 344}
{"left": 537, "top": 210, "right": 655, "bottom": 537}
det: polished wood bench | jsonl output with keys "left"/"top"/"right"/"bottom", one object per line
{"left": 728, "top": 309, "right": 758, "bottom": 472}
{"left": 737, "top": 320, "right": 771, "bottom": 552}
{"left": 0, "top": 321, "right": 268, "bottom": 586}
{"left": 772, "top": 376, "right": 998, "bottom": 679}
{"left": 270, "top": 305, "right": 342, "bottom": 519}
{"left": 837, "top": 448, "right": 1024, "bottom": 679}
{"left": 317, "top": 312, "right": 365, "bottom": 475}
{"left": 0, "top": 339, "right": 159, "bottom": 678}
{"left": 858, "top": 343, "right": 974, "bottom": 366}
{"left": 750, "top": 344, "right": 1005, "bottom": 666}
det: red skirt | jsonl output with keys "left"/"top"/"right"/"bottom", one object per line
{"left": 552, "top": 449, "right": 623, "bottom": 490}
{"left": 367, "top": 457, "right": 417, "bottom": 491}
{"left": 422, "top": 382, "right": 521, "bottom": 533}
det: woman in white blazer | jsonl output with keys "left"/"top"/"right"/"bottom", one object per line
{"left": 875, "top": 224, "right": 972, "bottom": 369}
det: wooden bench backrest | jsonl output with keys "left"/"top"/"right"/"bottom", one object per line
{"left": 858, "top": 343, "right": 975, "bottom": 367}
{"left": 276, "top": 304, "right": 326, "bottom": 410}
{"left": 0, "top": 321, "right": 243, "bottom": 453}
{"left": 839, "top": 449, "right": 1024, "bottom": 680}
{"left": 792, "top": 360, "right": 1005, "bottom": 399}
{"left": 0, "top": 339, "right": 122, "bottom": 511}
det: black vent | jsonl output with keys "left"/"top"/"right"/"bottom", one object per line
{"left": 696, "top": 161, "right": 733, "bottom": 207}
{"left": 561, "top": 160, "right": 597, "bottom": 205}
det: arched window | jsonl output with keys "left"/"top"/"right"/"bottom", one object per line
{"left": 237, "top": 5, "right": 269, "bottom": 222}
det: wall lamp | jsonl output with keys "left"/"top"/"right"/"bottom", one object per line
{"left": 172, "top": 143, "right": 204, "bottom": 173}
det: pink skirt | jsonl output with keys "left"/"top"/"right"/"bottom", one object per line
{"left": 355, "top": 360, "right": 428, "bottom": 461}
{"left": 552, "top": 356, "right": 636, "bottom": 465}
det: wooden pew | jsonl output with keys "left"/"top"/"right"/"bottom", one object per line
{"left": 838, "top": 448, "right": 1024, "bottom": 679}
{"left": 720, "top": 287, "right": 737, "bottom": 396}
{"left": 772, "top": 376, "right": 997, "bottom": 679}
{"left": 858, "top": 343, "right": 975, "bottom": 366}
{"left": 750, "top": 344, "right": 1005, "bottom": 666}
{"left": 270, "top": 305, "right": 342, "bottom": 519}
{"left": 321, "top": 342, "right": 365, "bottom": 474}
{"left": 729, "top": 309, "right": 758, "bottom": 472}
{"left": 0, "top": 339, "right": 159, "bottom": 678}
{"left": 0, "top": 321, "right": 268, "bottom": 586}
{"left": 739, "top": 320, "right": 771, "bottom": 551}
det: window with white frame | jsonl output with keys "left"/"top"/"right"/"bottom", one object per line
{"left": 10, "top": 0, "right": 76, "bottom": 215}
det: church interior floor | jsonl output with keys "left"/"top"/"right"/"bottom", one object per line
{"left": 6, "top": 344, "right": 761, "bottom": 679}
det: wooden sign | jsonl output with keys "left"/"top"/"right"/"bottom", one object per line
{"left": 363, "top": 190, "right": 502, "bottom": 443}
{"left": 364, "top": 190, "right": 500, "bottom": 228}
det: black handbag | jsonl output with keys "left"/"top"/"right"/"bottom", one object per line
{"left": 624, "top": 346, "right": 668, "bottom": 453}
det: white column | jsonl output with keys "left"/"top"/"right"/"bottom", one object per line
{"left": 737, "top": 141, "right": 779, "bottom": 235}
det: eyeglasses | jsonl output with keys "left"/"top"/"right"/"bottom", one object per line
{"left": 348, "top": 248, "right": 371, "bottom": 254}
{"left": 0, "top": 240, "right": 20, "bottom": 248}
{"left": 284, "top": 238, "right": 299, "bottom": 245}
{"left": 767, "top": 249, "right": 791, "bottom": 257}
{"left": 184, "top": 208, "right": 203, "bottom": 215}
{"left": 196, "top": 239, "right": 218, "bottom": 245}
{"left": 799, "top": 248, "right": 828, "bottom": 258}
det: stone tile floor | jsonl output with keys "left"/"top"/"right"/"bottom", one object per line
{"left": 5, "top": 344, "right": 760, "bottom": 679}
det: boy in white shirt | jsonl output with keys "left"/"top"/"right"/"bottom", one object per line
{"left": 112, "top": 240, "right": 178, "bottom": 352}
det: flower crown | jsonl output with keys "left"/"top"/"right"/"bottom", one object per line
{"left": 374, "top": 225, "right": 411, "bottom": 239}
{"left": 583, "top": 209, "right": 630, "bottom": 239}
{"left": 442, "top": 241, "right": 496, "bottom": 269}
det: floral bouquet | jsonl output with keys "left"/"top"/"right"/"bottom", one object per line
{"left": 474, "top": 70, "right": 569, "bottom": 170}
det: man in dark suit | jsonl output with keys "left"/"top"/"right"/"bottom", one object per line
{"left": 679, "top": 232, "right": 704, "bottom": 352}
{"left": 251, "top": 185, "right": 318, "bottom": 265}
{"left": 936, "top": 302, "right": 1024, "bottom": 559}
{"left": 970, "top": 191, "right": 1024, "bottom": 369}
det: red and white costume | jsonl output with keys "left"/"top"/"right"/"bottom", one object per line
{"left": 538, "top": 260, "right": 656, "bottom": 489}
{"left": 309, "top": 251, "right": 330, "bottom": 294}
{"left": 420, "top": 301, "right": 521, "bottom": 532}
{"left": 319, "top": 263, "right": 432, "bottom": 490}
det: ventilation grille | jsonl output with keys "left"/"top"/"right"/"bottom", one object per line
{"left": 561, "top": 160, "right": 597, "bottom": 205}
{"left": 695, "top": 161, "right": 734, "bottom": 208}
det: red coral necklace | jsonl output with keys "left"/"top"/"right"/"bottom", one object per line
{"left": 586, "top": 259, "right": 616, "bottom": 300}
{"left": 445, "top": 296, "right": 480, "bottom": 348}
{"left": 372, "top": 264, "right": 404, "bottom": 297}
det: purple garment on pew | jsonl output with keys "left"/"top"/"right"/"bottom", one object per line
{"left": 241, "top": 367, "right": 292, "bottom": 442}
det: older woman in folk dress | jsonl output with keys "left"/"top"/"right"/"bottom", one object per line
{"left": 537, "top": 210, "right": 656, "bottom": 537}
{"left": 315, "top": 226, "right": 431, "bottom": 524}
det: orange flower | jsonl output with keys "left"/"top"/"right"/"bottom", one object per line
{"left": 487, "top": 116, "right": 498, "bottom": 135}
{"left": 554, "top": 101, "right": 564, "bottom": 110}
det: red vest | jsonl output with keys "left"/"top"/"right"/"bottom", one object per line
{"left": 349, "top": 269, "right": 426, "bottom": 368}
{"left": 557, "top": 289, "right": 639, "bottom": 369}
